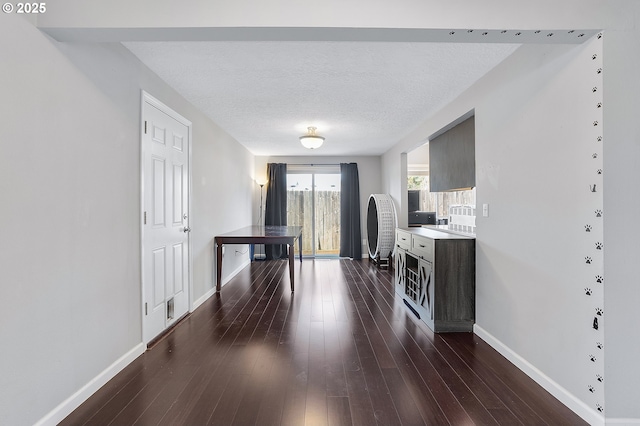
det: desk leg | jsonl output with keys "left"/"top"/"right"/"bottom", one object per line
{"left": 216, "top": 241, "right": 223, "bottom": 292}
{"left": 288, "top": 243, "right": 294, "bottom": 292}
{"left": 298, "top": 234, "right": 302, "bottom": 263}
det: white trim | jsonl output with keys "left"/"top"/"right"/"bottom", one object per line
{"left": 140, "top": 91, "right": 193, "bottom": 344}
{"left": 139, "top": 92, "right": 146, "bottom": 342}
{"left": 474, "top": 324, "right": 605, "bottom": 426}
{"left": 193, "top": 256, "right": 261, "bottom": 311}
{"left": 287, "top": 163, "right": 340, "bottom": 174}
{"left": 192, "top": 286, "right": 216, "bottom": 311}
{"left": 221, "top": 258, "right": 251, "bottom": 288}
{"left": 35, "top": 343, "right": 146, "bottom": 426}
{"left": 142, "top": 91, "right": 192, "bottom": 127}
{"left": 606, "top": 419, "right": 640, "bottom": 425}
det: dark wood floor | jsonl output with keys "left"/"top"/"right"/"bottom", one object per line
{"left": 61, "top": 259, "right": 586, "bottom": 425}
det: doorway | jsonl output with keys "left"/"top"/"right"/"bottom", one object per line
{"left": 287, "top": 166, "right": 341, "bottom": 257}
{"left": 141, "top": 92, "right": 192, "bottom": 344}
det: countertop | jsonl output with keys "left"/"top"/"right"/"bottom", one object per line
{"left": 399, "top": 226, "right": 476, "bottom": 240}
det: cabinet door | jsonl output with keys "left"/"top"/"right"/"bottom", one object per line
{"left": 394, "top": 247, "right": 406, "bottom": 296}
{"left": 418, "top": 258, "right": 434, "bottom": 323}
{"left": 396, "top": 229, "right": 411, "bottom": 251}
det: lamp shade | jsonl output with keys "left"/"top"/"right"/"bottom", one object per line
{"left": 300, "top": 127, "right": 324, "bottom": 149}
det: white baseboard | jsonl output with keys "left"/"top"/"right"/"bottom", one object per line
{"left": 192, "top": 286, "right": 216, "bottom": 311}
{"left": 35, "top": 343, "right": 146, "bottom": 426}
{"left": 606, "top": 419, "right": 640, "bottom": 425}
{"left": 473, "top": 324, "right": 605, "bottom": 426}
{"left": 195, "top": 259, "right": 251, "bottom": 310}
{"left": 221, "top": 258, "right": 251, "bottom": 288}
{"left": 34, "top": 259, "right": 250, "bottom": 426}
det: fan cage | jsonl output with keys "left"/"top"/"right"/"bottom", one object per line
{"left": 367, "top": 194, "right": 397, "bottom": 262}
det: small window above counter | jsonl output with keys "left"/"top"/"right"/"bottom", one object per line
{"left": 407, "top": 112, "right": 476, "bottom": 233}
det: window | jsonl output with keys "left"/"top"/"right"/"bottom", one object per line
{"left": 287, "top": 165, "right": 341, "bottom": 257}
{"left": 408, "top": 174, "right": 476, "bottom": 220}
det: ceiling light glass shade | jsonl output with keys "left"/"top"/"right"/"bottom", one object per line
{"left": 300, "top": 126, "right": 324, "bottom": 149}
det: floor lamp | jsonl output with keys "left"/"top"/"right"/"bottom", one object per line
{"left": 256, "top": 178, "right": 267, "bottom": 259}
{"left": 258, "top": 183, "right": 264, "bottom": 227}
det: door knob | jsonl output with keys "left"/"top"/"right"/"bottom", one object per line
{"left": 183, "top": 227, "right": 191, "bottom": 233}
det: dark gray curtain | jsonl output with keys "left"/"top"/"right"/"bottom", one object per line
{"left": 264, "top": 163, "right": 288, "bottom": 260}
{"left": 339, "top": 163, "right": 362, "bottom": 259}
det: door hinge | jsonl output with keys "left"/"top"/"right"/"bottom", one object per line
{"left": 144, "top": 211, "right": 147, "bottom": 225}
{"left": 144, "top": 120, "right": 147, "bottom": 134}
{"left": 145, "top": 302, "right": 148, "bottom": 315}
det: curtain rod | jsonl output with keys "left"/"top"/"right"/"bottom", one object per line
{"left": 289, "top": 163, "right": 340, "bottom": 166}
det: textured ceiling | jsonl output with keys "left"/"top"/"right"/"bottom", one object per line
{"left": 124, "top": 41, "right": 520, "bottom": 156}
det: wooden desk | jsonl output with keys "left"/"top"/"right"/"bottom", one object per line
{"left": 215, "top": 226, "right": 303, "bottom": 292}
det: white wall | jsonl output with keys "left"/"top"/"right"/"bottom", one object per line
{"left": 602, "top": 11, "right": 640, "bottom": 418}
{"left": 191, "top": 115, "right": 254, "bottom": 296}
{"left": 255, "top": 156, "right": 382, "bottom": 255}
{"left": 6, "top": 0, "right": 640, "bottom": 423}
{"left": 474, "top": 39, "right": 606, "bottom": 420}
{"left": 0, "top": 14, "right": 252, "bottom": 425}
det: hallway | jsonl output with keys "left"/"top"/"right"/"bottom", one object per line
{"left": 61, "top": 259, "right": 585, "bottom": 425}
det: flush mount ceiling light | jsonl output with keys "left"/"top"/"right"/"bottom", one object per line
{"left": 299, "top": 126, "right": 325, "bottom": 149}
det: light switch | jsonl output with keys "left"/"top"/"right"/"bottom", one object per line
{"left": 482, "top": 203, "right": 489, "bottom": 217}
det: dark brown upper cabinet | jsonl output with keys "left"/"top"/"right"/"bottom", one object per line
{"left": 429, "top": 115, "right": 475, "bottom": 192}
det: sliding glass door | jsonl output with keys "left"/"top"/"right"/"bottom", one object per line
{"left": 287, "top": 168, "right": 341, "bottom": 257}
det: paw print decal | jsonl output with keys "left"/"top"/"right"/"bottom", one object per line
{"left": 592, "top": 153, "right": 598, "bottom": 159}
{"left": 585, "top": 256, "right": 592, "bottom": 264}
{"left": 595, "top": 242, "right": 603, "bottom": 250}
{"left": 597, "top": 404, "right": 603, "bottom": 413}
{"left": 592, "top": 86, "right": 598, "bottom": 93}
{"left": 597, "top": 102, "right": 602, "bottom": 108}
{"left": 597, "top": 169, "right": 603, "bottom": 175}
{"left": 596, "top": 342, "right": 603, "bottom": 349}
{"left": 593, "top": 121, "right": 599, "bottom": 127}
{"left": 590, "top": 184, "right": 597, "bottom": 193}
{"left": 597, "top": 136, "right": 603, "bottom": 142}
{"left": 596, "top": 307, "right": 603, "bottom": 316}
{"left": 585, "top": 224, "right": 592, "bottom": 232}
{"left": 595, "top": 275, "right": 603, "bottom": 283}
{"left": 596, "top": 374, "right": 603, "bottom": 382}
{"left": 593, "top": 317, "right": 599, "bottom": 330}
{"left": 585, "top": 288, "right": 592, "bottom": 295}
{"left": 595, "top": 210, "right": 602, "bottom": 217}
{"left": 589, "top": 354, "right": 597, "bottom": 362}
{"left": 588, "top": 385, "right": 595, "bottom": 393}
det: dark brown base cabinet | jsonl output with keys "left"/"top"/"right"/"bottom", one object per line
{"left": 395, "top": 227, "right": 475, "bottom": 332}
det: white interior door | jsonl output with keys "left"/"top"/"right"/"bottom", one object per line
{"left": 142, "top": 94, "right": 191, "bottom": 344}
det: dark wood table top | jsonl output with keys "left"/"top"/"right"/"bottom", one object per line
{"left": 214, "top": 225, "right": 303, "bottom": 292}
{"left": 216, "top": 225, "right": 303, "bottom": 239}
